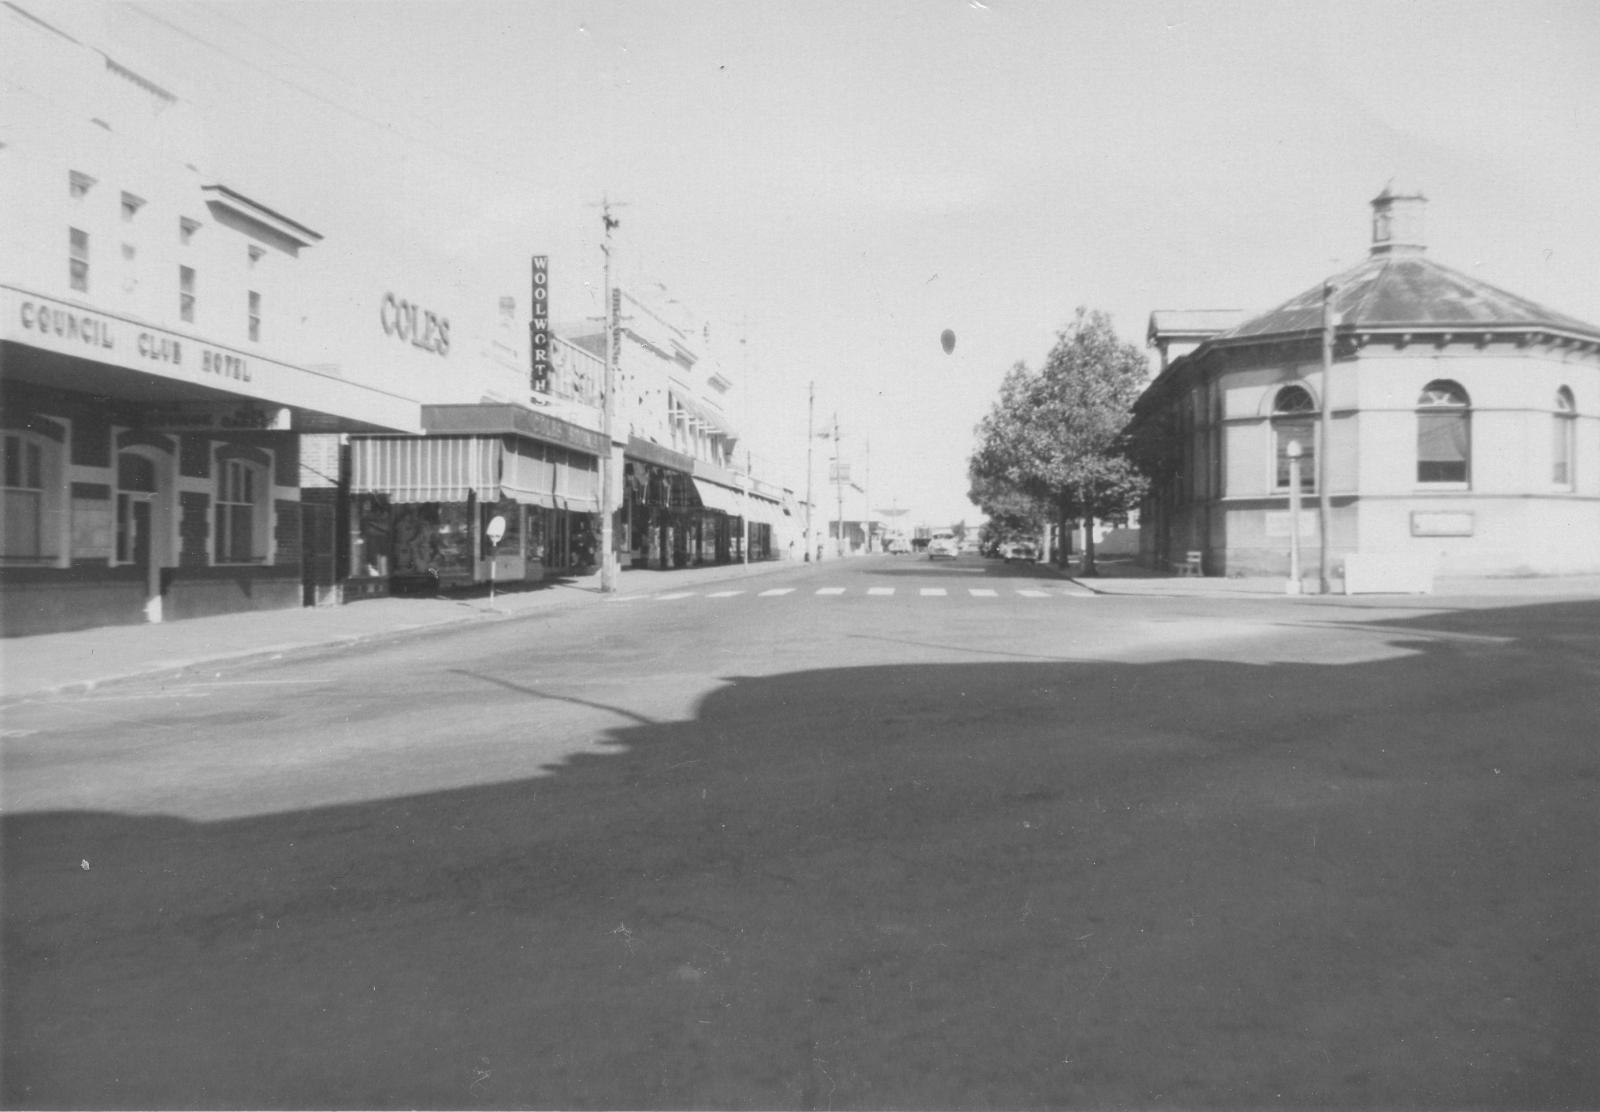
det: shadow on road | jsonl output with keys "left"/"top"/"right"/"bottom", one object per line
{"left": 5, "top": 601, "right": 1598, "bottom": 1109}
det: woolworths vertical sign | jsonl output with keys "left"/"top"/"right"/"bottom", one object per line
{"left": 530, "top": 256, "right": 550, "bottom": 392}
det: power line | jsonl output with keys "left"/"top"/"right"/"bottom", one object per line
{"left": 121, "top": 2, "right": 547, "bottom": 195}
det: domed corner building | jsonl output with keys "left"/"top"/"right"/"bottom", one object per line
{"left": 1130, "top": 184, "right": 1600, "bottom": 583}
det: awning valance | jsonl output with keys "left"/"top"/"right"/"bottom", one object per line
{"left": 351, "top": 436, "right": 499, "bottom": 503}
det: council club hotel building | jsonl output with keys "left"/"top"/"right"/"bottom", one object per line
{"left": 0, "top": 9, "right": 419, "bottom": 634}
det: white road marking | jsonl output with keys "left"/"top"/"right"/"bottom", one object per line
{"left": 969, "top": 588, "right": 998, "bottom": 597}
{"left": 920, "top": 588, "right": 947, "bottom": 597}
{"left": 758, "top": 588, "right": 796, "bottom": 596}
{"left": 1016, "top": 589, "right": 1050, "bottom": 598}
{"left": 654, "top": 592, "right": 695, "bottom": 600}
{"left": 867, "top": 587, "right": 895, "bottom": 596}
{"left": 705, "top": 590, "right": 745, "bottom": 598}
{"left": 816, "top": 587, "right": 846, "bottom": 595}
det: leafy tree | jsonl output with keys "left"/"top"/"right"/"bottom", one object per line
{"left": 968, "top": 308, "right": 1149, "bottom": 575}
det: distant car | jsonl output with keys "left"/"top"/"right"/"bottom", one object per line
{"left": 887, "top": 537, "right": 911, "bottom": 554}
{"left": 928, "top": 531, "right": 959, "bottom": 559}
{"left": 1003, "top": 541, "right": 1038, "bottom": 563}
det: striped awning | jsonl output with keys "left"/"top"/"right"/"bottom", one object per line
{"left": 350, "top": 436, "right": 499, "bottom": 503}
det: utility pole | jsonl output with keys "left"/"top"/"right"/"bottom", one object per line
{"left": 863, "top": 435, "right": 871, "bottom": 553}
{"left": 834, "top": 413, "right": 844, "bottom": 558}
{"left": 1318, "top": 282, "right": 1335, "bottom": 594}
{"left": 804, "top": 382, "right": 815, "bottom": 561}
{"left": 596, "top": 195, "right": 627, "bottom": 593}
{"left": 742, "top": 447, "right": 750, "bottom": 565}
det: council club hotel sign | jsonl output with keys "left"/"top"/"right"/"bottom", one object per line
{"left": 3, "top": 284, "right": 422, "bottom": 434}
{"left": 6, "top": 287, "right": 254, "bottom": 383}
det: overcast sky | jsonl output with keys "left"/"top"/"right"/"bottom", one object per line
{"left": 85, "top": 0, "right": 1600, "bottom": 527}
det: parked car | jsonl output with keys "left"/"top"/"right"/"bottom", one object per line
{"left": 887, "top": 536, "right": 911, "bottom": 554}
{"left": 927, "top": 531, "right": 959, "bottom": 559}
{"left": 1002, "top": 541, "right": 1038, "bottom": 563}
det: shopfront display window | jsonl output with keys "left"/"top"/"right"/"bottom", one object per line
{"left": 391, "top": 502, "right": 472, "bottom": 580}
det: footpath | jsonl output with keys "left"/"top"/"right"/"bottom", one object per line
{"left": 2, "top": 556, "right": 1596, "bottom": 705}
{"left": 0, "top": 559, "right": 806, "bottom": 705}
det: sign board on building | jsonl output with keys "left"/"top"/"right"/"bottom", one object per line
{"left": 1411, "top": 511, "right": 1474, "bottom": 537}
{"left": 530, "top": 256, "right": 551, "bottom": 392}
{"left": 140, "top": 402, "right": 292, "bottom": 432}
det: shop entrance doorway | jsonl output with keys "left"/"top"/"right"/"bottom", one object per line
{"left": 116, "top": 451, "right": 161, "bottom": 622}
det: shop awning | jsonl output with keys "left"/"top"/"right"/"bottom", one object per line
{"left": 350, "top": 436, "right": 499, "bottom": 503}
{"left": 745, "top": 495, "right": 782, "bottom": 526}
{"left": 691, "top": 478, "right": 746, "bottom": 515}
{"left": 500, "top": 441, "right": 559, "bottom": 509}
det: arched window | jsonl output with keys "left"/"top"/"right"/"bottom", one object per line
{"left": 1417, "top": 381, "right": 1470, "bottom": 484}
{"left": 1272, "top": 385, "right": 1317, "bottom": 492}
{"left": 213, "top": 446, "right": 271, "bottom": 564}
{"left": 1553, "top": 387, "right": 1576, "bottom": 488}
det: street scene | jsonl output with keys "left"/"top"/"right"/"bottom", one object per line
{"left": 4, "top": 555, "right": 1598, "bottom": 1108}
{"left": 4, "top": 1, "right": 1600, "bottom": 1109}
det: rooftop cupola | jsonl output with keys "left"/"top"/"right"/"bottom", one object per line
{"left": 1370, "top": 181, "right": 1427, "bottom": 256}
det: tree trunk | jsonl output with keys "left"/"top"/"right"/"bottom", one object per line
{"left": 1055, "top": 496, "right": 1070, "bottom": 569}
{"left": 1081, "top": 515, "right": 1099, "bottom": 576}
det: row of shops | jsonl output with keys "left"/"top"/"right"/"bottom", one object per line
{"left": 336, "top": 411, "right": 786, "bottom": 603}
{"left": 1, "top": 6, "right": 795, "bottom": 638}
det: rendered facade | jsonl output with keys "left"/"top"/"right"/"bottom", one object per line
{"left": 1132, "top": 186, "right": 1600, "bottom": 580}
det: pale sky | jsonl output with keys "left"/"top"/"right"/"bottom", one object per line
{"left": 72, "top": 0, "right": 1600, "bottom": 527}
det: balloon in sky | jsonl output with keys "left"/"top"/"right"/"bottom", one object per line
{"left": 940, "top": 329, "right": 956, "bottom": 354}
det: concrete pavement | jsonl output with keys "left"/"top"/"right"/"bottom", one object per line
{"left": 3, "top": 554, "right": 1597, "bottom": 704}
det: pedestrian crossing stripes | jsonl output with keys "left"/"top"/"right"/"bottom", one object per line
{"left": 612, "top": 585, "right": 1093, "bottom": 602}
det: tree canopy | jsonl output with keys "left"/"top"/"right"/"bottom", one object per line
{"left": 967, "top": 307, "right": 1150, "bottom": 571}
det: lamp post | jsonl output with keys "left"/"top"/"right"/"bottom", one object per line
{"left": 597, "top": 199, "right": 622, "bottom": 593}
{"left": 1286, "top": 439, "right": 1303, "bottom": 596}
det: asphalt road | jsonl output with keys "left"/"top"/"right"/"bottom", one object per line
{"left": 3, "top": 555, "right": 1597, "bottom": 1109}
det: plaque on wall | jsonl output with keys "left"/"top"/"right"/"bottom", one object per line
{"left": 1411, "top": 511, "right": 1474, "bottom": 537}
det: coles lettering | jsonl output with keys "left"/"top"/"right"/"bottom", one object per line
{"left": 381, "top": 293, "right": 451, "bottom": 356}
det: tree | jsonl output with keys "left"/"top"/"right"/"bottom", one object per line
{"left": 967, "top": 308, "right": 1150, "bottom": 575}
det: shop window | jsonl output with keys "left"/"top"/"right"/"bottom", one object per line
{"left": 214, "top": 457, "right": 263, "bottom": 563}
{"left": 1553, "top": 387, "right": 1575, "bottom": 487}
{"left": 3, "top": 433, "right": 49, "bottom": 558}
{"left": 1417, "top": 381, "right": 1471, "bottom": 485}
{"left": 248, "top": 290, "right": 261, "bottom": 342}
{"left": 1272, "top": 385, "right": 1316, "bottom": 492}
{"left": 69, "top": 228, "right": 89, "bottom": 292}
{"left": 179, "top": 265, "right": 195, "bottom": 323}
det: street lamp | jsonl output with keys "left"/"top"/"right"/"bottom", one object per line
{"left": 1286, "top": 439, "right": 1303, "bottom": 596}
